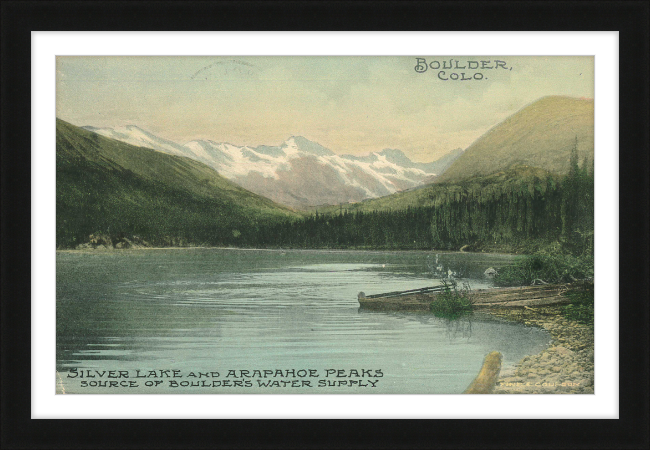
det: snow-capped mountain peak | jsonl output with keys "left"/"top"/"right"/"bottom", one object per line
{"left": 81, "top": 125, "right": 463, "bottom": 208}
{"left": 283, "top": 136, "right": 335, "bottom": 157}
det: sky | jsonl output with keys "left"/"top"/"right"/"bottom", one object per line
{"left": 57, "top": 56, "right": 593, "bottom": 162}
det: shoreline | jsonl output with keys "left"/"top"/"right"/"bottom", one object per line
{"left": 485, "top": 306, "right": 594, "bottom": 394}
{"left": 56, "top": 246, "right": 519, "bottom": 257}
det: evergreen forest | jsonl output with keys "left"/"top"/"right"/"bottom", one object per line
{"left": 254, "top": 149, "right": 594, "bottom": 255}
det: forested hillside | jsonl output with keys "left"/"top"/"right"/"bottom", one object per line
{"left": 56, "top": 119, "right": 299, "bottom": 249}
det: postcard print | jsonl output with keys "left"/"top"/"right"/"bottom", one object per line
{"left": 56, "top": 56, "right": 594, "bottom": 394}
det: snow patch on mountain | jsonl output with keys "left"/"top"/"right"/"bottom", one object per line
{"left": 83, "top": 125, "right": 192, "bottom": 158}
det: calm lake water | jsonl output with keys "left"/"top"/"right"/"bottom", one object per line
{"left": 56, "top": 248, "right": 551, "bottom": 394}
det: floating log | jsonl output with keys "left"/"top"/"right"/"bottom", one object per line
{"left": 358, "top": 283, "right": 573, "bottom": 311}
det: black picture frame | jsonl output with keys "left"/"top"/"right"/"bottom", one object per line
{"left": 2, "top": 1, "right": 648, "bottom": 448}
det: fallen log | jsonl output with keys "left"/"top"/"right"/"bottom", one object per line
{"left": 358, "top": 283, "right": 574, "bottom": 311}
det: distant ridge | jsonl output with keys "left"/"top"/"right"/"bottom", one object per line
{"left": 436, "top": 96, "right": 594, "bottom": 183}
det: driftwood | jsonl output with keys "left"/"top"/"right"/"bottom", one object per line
{"left": 464, "top": 351, "right": 503, "bottom": 394}
{"left": 358, "top": 283, "right": 574, "bottom": 311}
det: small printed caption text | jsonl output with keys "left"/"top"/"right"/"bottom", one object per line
{"left": 66, "top": 368, "right": 384, "bottom": 389}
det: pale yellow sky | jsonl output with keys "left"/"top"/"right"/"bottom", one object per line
{"left": 57, "top": 56, "right": 593, "bottom": 162}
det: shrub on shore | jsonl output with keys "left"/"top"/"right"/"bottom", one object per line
{"left": 430, "top": 280, "right": 474, "bottom": 320}
{"left": 493, "top": 248, "right": 593, "bottom": 287}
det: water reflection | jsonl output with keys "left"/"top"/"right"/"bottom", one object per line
{"left": 445, "top": 317, "right": 473, "bottom": 341}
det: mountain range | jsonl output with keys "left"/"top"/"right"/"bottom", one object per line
{"left": 83, "top": 125, "right": 463, "bottom": 209}
{"left": 59, "top": 95, "right": 594, "bottom": 249}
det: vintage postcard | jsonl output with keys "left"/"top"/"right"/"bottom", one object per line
{"left": 56, "top": 56, "right": 594, "bottom": 395}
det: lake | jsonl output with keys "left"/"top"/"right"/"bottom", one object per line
{"left": 56, "top": 248, "right": 551, "bottom": 394}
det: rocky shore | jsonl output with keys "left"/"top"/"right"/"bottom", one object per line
{"left": 73, "top": 233, "right": 152, "bottom": 250}
{"left": 487, "top": 305, "right": 594, "bottom": 394}
{"left": 63, "top": 233, "right": 208, "bottom": 250}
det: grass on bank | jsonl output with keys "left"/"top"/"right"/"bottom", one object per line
{"left": 430, "top": 280, "right": 474, "bottom": 320}
{"left": 493, "top": 244, "right": 593, "bottom": 287}
{"left": 493, "top": 240, "right": 594, "bottom": 327}
{"left": 562, "top": 282, "right": 594, "bottom": 326}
